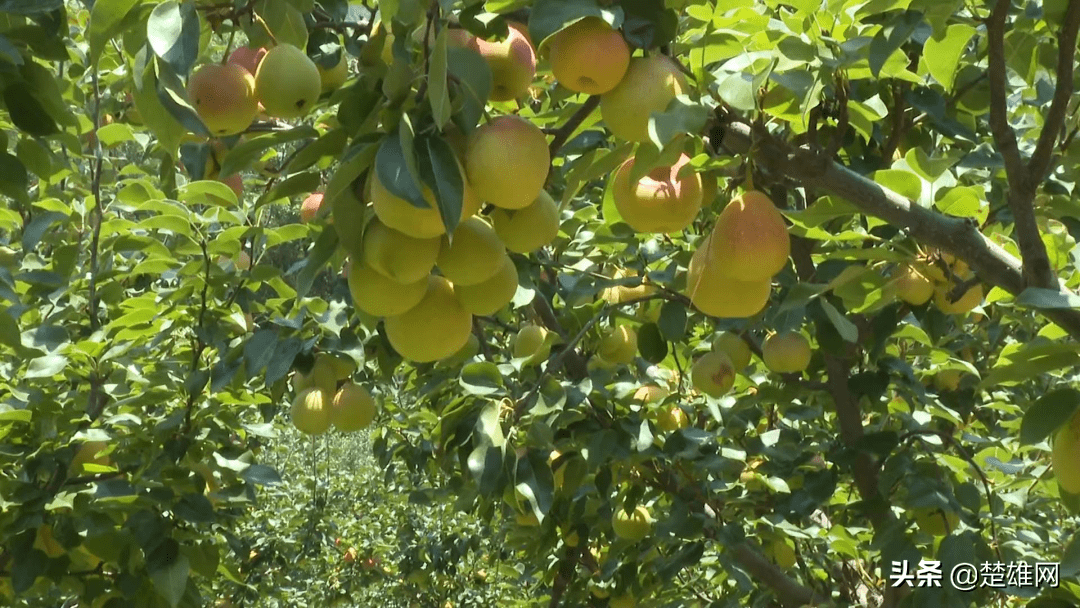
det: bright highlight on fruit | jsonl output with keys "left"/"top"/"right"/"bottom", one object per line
{"left": 384, "top": 275, "right": 473, "bottom": 363}
{"left": 187, "top": 63, "right": 259, "bottom": 136}
{"left": 291, "top": 387, "right": 332, "bottom": 435}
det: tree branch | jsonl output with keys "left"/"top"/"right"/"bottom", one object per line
{"left": 716, "top": 118, "right": 1080, "bottom": 340}
{"left": 1028, "top": 0, "right": 1080, "bottom": 184}
{"left": 547, "top": 95, "right": 600, "bottom": 159}
{"left": 731, "top": 543, "right": 824, "bottom": 608}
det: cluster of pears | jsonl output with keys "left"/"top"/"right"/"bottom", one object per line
{"left": 328, "top": 127, "right": 560, "bottom": 363}
{"left": 289, "top": 353, "right": 378, "bottom": 435}
{"left": 684, "top": 190, "right": 791, "bottom": 319}
{"left": 890, "top": 250, "right": 983, "bottom": 314}
{"left": 187, "top": 41, "right": 348, "bottom": 137}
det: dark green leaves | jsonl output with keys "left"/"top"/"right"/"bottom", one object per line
{"left": 637, "top": 322, "right": 668, "bottom": 363}
{"left": 422, "top": 136, "right": 464, "bottom": 235}
{"left": 295, "top": 226, "right": 339, "bottom": 300}
{"left": 1020, "top": 388, "right": 1080, "bottom": 445}
{"left": 375, "top": 118, "right": 466, "bottom": 234}
{"left": 527, "top": 0, "right": 622, "bottom": 48}
{"left": 3, "top": 82, "right": 58, "bottom": 137}
{"left": 88, "top": 0, "right": 142, "bottom": 63}
{"left": 868, "top": 10, "right": 923, "bottom": 78}
{"left": 153, "top": 57, "right": 210, "bottom": 138}
{"left": 0, "top": 152, "right": 29, "bottom": 204}
{"left": 147, "top": 538, "right": 189, "bottom": 607}
{"left": 460, "top": 362, "right": 505, "bottom": 396}
{"left": 147, "top": 1, "right": 200, "bottom": 75}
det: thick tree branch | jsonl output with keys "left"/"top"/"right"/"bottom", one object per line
{"left": 987, "top": 0, "right": 1057, "bottom": 288}
{"left": 731, "top": 543, "right": 824, "bottom": 607}
{"left": 547, "top": 95, "right": 600, "bottom": 159}
{"left": 717, "top": 118, "right": 1080, "bottom": 340}
{"left": 1029, "top": 0, "right": 1080, "bottom": 183}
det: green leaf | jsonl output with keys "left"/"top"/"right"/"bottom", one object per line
{"left": 1015, "top": 287, "right": 1080, "bottom": 309}
{"left": 147, "top": 1, "right": 200, "bottom": 75}
{"left": 147, "top": 539, "right": 189, "bottom": 608}
{"left": 475, "top": 400, "right": 505, "bottom": 448}
{"left": 460, "top": 362, "right": 505, "bottom": 396}
{"left": 527, "top": 0, "right": 622, "bottom": 48}
{"left": 265, "top": 336, "right": 301, "bottom": 386}
{"left": 648, "top": 95, "right": 709, "bottom": 149}
{"left": 25, "top": 354, "right": 67, "bottom": 378}
{"left": 153, "top": 57, "right": 210, "bottom": 138}
{"left": 422, "top": 135, "right": 463, "bottom": 235}
{"left": 923, "top": 24, "right": 975, "bottom": 92}
{"left": 257, "top": 172, "right": 322, "bottom": 208}
{"left": 0, "top": 0, "right": 63, "bottom": 15}
{"left": 934, "top": 185, "right": 985, "bottom": 222}
{"left": 637, "top": 322, "right": 667, "bottom": 364}
{"left": 244, "top": 330, "right": 279, "bottom": 376}
{"left": 820, "top": 299, "right": 858, "bottom": 343}
{"left": 375, "top": 123, "right": 428, "bottom": 210}
{"left": 429, "top": 29, "right": 451, "bottom": 129}
{"left": 1064, "top": 531, "right": 1080, "bottom": 577}
{"left": 1020, "top": 388, "right": 1080, "bottom": 446}
{"left": 249, "top": 0, "right": 308, "bottom": 50}
{"left": 657, "top": 300, "right": 686, "bottom": 342}
{"left": 868, "top": 10, "right": 923, "bottom": 78}
{"left": 285, "top": 129, "right": 348, "bottom": 174}
{"left": 870, "top": 169, "right": 922, "bottom": 202}
{"left": 131, "top": 48, "right": 187, "bottom": 155}
{"left": 89, "top": 0, "right": 142, "bottom": 63}
{"left": 446, "top": 46, "right": 491, "bottom": 131}
{"left": 295, "top": 226, "right": 339, "bottom": 299}
{"left": 0, "top": 152, "right": 29, "bottom": 204}
{"left": 219, "top": 126, "right": 318, "bottom": 177}
{"left": 3, "top": 81, "right": 58, "bottom": 137}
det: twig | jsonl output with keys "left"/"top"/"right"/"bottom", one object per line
{"left": 547, "top": 95, "right": 601, "bottom": 159}
{"left": 1028, "top": 0, "right": 1080, "bottom": 184}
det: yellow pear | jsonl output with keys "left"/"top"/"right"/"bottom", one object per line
{"left": 440, "top": 332, "right": 481, "bottom": 366}
{"left": 691, "top": 350, "right": 735, "bottom": 398}
{"left": 318, "top": 53, "right": 349, "bottom": 93}
{"left": 598, "top": 325, "right": 637, "bottom": 365}
{"left": 385, "top": 276, "right": 473, "bottom": 362}
{"left": 1052, "top": 410, "right": 1080, "bottom": 494}
{"left": 612, "top": 153, "right": 703, "bottom": 234}
{"left": 316, "top": 353, "right": 355, "bottom": 380}
{"left": 933, "top": 281, "right": 983, "bottom": 314}
{"left": 600, "top": 56, "right": 688, "bottom": 143}
{"left": 465, "top": 22, "right": 536, "bottom": 101}
{"left": 436, "top": 216, "right": 506, "bottom": 285}
{"left": 762, "top": 331, "right": 812, "bottom": 374}
{"left": 362, "top": 217, "right": 441, "bottom": 284}
{"left": 370, "top": 164, "right": 482, "bottom": 239}
{"left": 611, "top": 504, "right": 652, "bottom": 541}
{"left": 346, "top": 258, "right": 428, "bottom": 317}
{"left": 330, "top": 382, "right": 377, "bottom": 432}
{"left": 292, "top": 356, "right": 338, "bottom": 395}
{"left": 601, "top": 268, "right": 657, "bottom": 304}
{"left": 489, "top": 190, "right": 560, "bottom": 253}
{"left": 549, "top": 17, "right": 630, "bottom": 95}
{"left": 187, "top": 63, "right": 259, "bottom": 136}
{"left": 466, "top": 115, "right": 550, "bottom": 209}
{"left": 453, "top": 254, "right": 519, "bottom": 315}
{"left": 686, "top": 234, "right": 772, "bottom": 318}
{"left": 891, "top": 263, "right": 934, "bottom": 305}
{"left": 654, "top": 405, "right": 689, "bottom": 432}
{"left": 712, "top": 331, "right": 751, "bottom": 371}
{"left": 706, "top": 190, "right": 791, "bottom": 281}
{"left": 513, "top": 324, "right": 551, "bottom": 364}
{"left": 255, "top": 44, "right": 322, "bottom": 119}
{"left": 933, "top": 369, "right": 965, "bottom": 392}
{"left": 634, "top": 385, "right": 670, "bottom": 404}
{"left": 291, "top": 387, "right": 332, "bottom": 435}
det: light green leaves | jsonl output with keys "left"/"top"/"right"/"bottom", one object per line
{"left": 147, "top": 0, "right": 200, "bottom": 75}
{"left": 1020, "top": 388, "right": 1080, "bottom": 445}
{"left": 88, "top": 0, "right": 143, "bottom": 63}
{"left": 923, "top": 24, "right": 975, "bottom": 92}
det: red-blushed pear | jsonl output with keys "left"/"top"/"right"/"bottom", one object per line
{"left": 490, "top": 190, "right": 560, "bottom": 253}
{"left": 600, "top": 55, "right": 688, "bottom": 143}
{"left": 712, "top": 331, "right": 752, "bottom": 371}
{"left": 346, "top": 258, "right": 428, "bottom": 317}
{"left": 370, "top": 164, "right": 482, "bottom": 238}
{"left": 597, "top": 325, "right": 637, "bottom": 365}
{"left": 255, "top": 44, "right": 322, "bottom": 119}
{"left": 384, "top": 275, "right": 473, "bottom": 362}
{"left": 1052, "top": 409, "right": 1080, "bottom": 494}
{"left": 612, "top": 153, "right": 703, "bottom": 233}
{"left": 187, "top": 63, "right": 259, "bottom": 136}
{"left": 228, "top": 45, "right": 268, "bottom": 76}
{"left": 706, "top": 190, "right": 791, "bottom": 281}
{"left": 291, "top": 387, "right": 332, "bottom": 435}
{"left": 318, "top": 53, "right": 349, "bottom": 93}
{"left": 690, "top": 350, "right": 735, "bottom": 398}
{"left": 548, "top": 17, "right": 630, "bottom": 95}
{"left": 453, "top": 254, "right": 519, "bottom": 315}
{"left": 686, "top": 233, "right": 772, "bottom": 318}
{"left": 361, "top": 217, "right": 441, "bottom": 284}
{"left": 891, "top": 262, "right": 935, "bottom": 305}
{"left": 466, "top": 115, "right": 550, "bottom": 209}
{"left": 465, "top": 22, "right": 536, "bottom": 101}
{"left": 236, "top": 250, "right": 251, "bottom": 271}
{"left": 611, "top": 504, "right": 653, "bottom": 541}
{"left": 330, "top": 383, "right": 377, "bottom": 432}
{"left": 762, "top": 331, "right": 812, "bottom": 374}
{"left": 300, "top": 192, "right": 326, "bottom": 223}
{"left": 436, "top": 216, "right": 506, "bottom": 285}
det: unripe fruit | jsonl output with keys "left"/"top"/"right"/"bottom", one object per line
{"left": 317, "top": 53, "right": 349, "bottom": 93}
{"left": 611, "top": 504, "right": 652, "bottom": 541}
{"left": 436, "top": 217, "right": 506, "bottom": 285}
{"left": 766, "top": 538, "right": 796, "bottom": 569}
{"left": 489, "top": 190, "right": 560, "bottom": 253}
{"left": 691, "top": 350, "right": 735, "bottom": 398}
{"left": 69, "top": 440, "right": 110, "bottom": 476}
{"left": 600, "top": 56, "right": 688, "bottom": 143}
{"left": 300, "top": 192, "right": 325, "bottom": 223}
{"left": 330, "top": 383, "right": 377, "bottom": 432}
{"left": 187, "top": 64, "right": 259, "bottom": 136}
{"left": 466, "top": 115, "right": 550, "bottom": 210}
{"left": 1052, "top": 410, "right": 1080, "bottom": 494}
{"left": 654, "top": 405, "right": 688, "bottom": 432}
{"left": 465, "top": 22, "right": 536, "bottom": 101}
{"left": 548, "top": 17, "right": 630, "bottom": 95}
{"left": 513, "top": 324, "right": 550, "bottom": 364}
{"left": 316, "top": 353, "right": 356, "bottom": 381}
{"left": 34, "top": 525, "right": 66, "bottom": 558}
{"left": 384, "top": 275, "right": 473, "bottom": 363}
{"left": 706, "top": 191, "right": 790, "bottom": 282}
{"left": 891, "top": 263, "right": 934, "bottom": 305}
{"left": 361, "top": 218, "right": 441, "bottom": 284}
{"left": 255, "top": 44, "right": 322, "bottom": 119}
{"left": 612, "top": 153, "right": 703, "bottom": 234}
{"left": 598, "top": 325, "right": 637, "bottom": 365}
{"left": 370, "top": 164, "right": 482, "bottom": 238}
{"left": 346, "top": 258, "right": 428, "bottom": 317}
{"left": 712, "top": 331, "right": 751, "bottom": 371}
{"left": 686, "top": 234, "right": 772, "bottom": 318}
{"left": 453, "top": 254, "right": 519, "bottom": 315}
{"left": 227, "top": 45, "right": 268, "bottom": 76}
{"left": 762, "top": 332, "right": 812, "bottom": 374}
{"left": 912, "top": 508, "right": 959, "bottom": 536}
{"left": 291, "top": 388, "right": 332, "bottom": 435}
